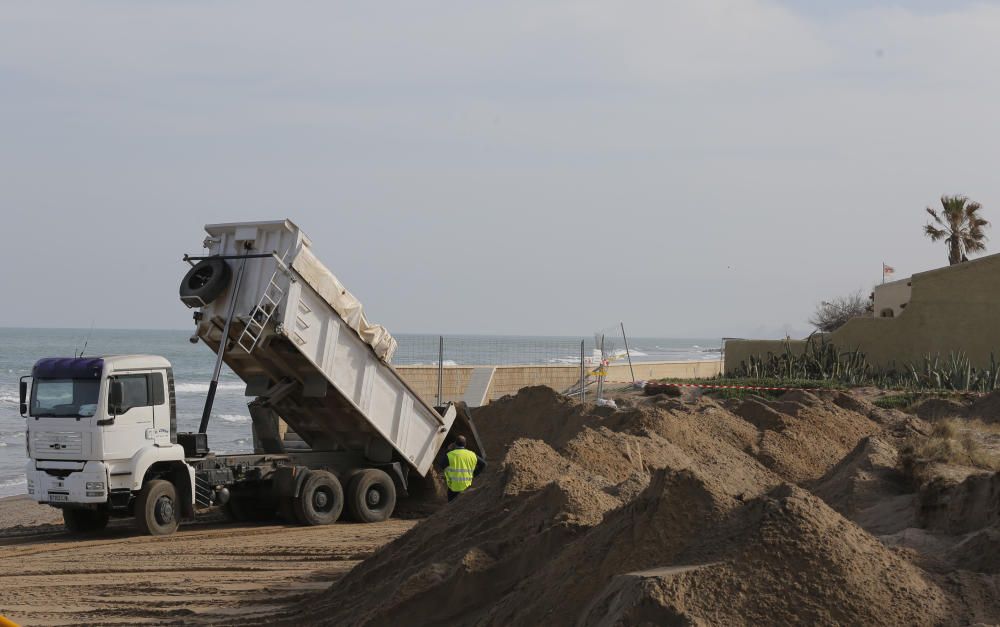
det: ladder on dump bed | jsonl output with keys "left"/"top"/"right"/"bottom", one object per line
{"left": 237, "top": 255, "right": 289, "bottom": 354}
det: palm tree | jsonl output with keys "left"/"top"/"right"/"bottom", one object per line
{"left": 924, "top": 195, "right": 990, "bottom": 265}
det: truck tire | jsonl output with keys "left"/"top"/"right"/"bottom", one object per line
{"left": 136, "top": 479, "right": 180, "bottom": 536}
{"left": 179, "top": 257, "right": 231, "bottom": 307}
{"left": 62, "top": 508, "right": 109, "bottom": 533}
{"left": 293, "top": 471, "right": 343, "bottom": 526}
{"left": 346, "top": 469, "right": 396, "bottom": 523}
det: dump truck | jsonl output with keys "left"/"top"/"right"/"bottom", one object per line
{"left": 20, "top": 219, "right": 478, "bottom": 535}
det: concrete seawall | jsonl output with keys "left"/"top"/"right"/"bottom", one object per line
{"left": 396, "top": 360, "right": 723, "bottom": 405}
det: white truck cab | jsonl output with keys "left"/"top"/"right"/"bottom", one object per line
{"left": 22, "top": 355, "right": 194, "bottom": 534}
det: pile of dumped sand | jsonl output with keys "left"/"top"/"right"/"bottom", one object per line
{"left": 279, "top": 386, "right": 998, "bottom": 626}
{"left": 970, "top": 390, "right": 1000, "bottom": 423}
{"left": 727, "top": 390, "right": 881, "bottom": 484}
{"left": 912, "top": 397, "right": 970, "bottom": 420}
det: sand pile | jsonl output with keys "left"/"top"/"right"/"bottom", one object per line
{"left": 574, "top": 482, "right": 949, "bottom": 627}
{"left": 809, "top": 436, "right": 917, "bottom": 535}
{"left": 729, "top": 391, "right": 881, "bottom": 484}
{"left": 969, "top": 391, "right": 1000, "bottom": 423}
{"left": 275, "top": 385, "right": 968, "bottom": 626}
{"left": 283, "top": 438, "right": 626, "bottom": 626}
{"left": 918, "top": 471, "right": 999, "bottom": 535}
{"left": 912, "top": 397, "right": 969, "bottom": 420}
{"left": 471, "top": 385, "right": 600, "bottom": 455}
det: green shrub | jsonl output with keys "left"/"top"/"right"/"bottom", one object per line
{"left": 730, "top": 337, "right": 1000, "bottom": 393}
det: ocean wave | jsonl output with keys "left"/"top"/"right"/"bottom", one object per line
{"left": 547, "top": 357, "right": 582, "bottom": 364}
{"left": 219, "top": 414, "right": 250, "bottom": 424}
{"left": 0, "top": 476, "right": 27, "bottom": 497}
{"left": 612, "top": 349, "right": 648, "bottom": 358}
{"left": 174, "top": 382, "right": 245, "bottom": 394}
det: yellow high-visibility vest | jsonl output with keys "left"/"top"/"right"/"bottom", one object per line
{"left": 445, "top": 448, "right": 479, "bottom": 492}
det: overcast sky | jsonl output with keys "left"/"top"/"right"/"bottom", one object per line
{"left": 2, "top": 0, "right": 999, "bottom": 338}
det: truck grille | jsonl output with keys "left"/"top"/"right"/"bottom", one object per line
{"left": 33, "top": 431, "right": 84, "bottom": 457}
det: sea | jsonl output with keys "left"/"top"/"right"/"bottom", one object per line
{"left": 0, "top": 328, "right": 721, "bottom": 497}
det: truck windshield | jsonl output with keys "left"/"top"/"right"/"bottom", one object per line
{"left": 30, "top": 378, "right": 100, "bottom": 418}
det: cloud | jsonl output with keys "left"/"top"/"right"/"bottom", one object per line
{"left": 3, "top": 1, "right": 1000, "bottom": 335}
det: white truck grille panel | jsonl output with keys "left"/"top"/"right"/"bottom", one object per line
{"left": 33, "top": 431, "right": 84, "bottom": 457}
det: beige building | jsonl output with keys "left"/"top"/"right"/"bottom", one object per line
{"left": 872, "top": 277, "right": 912, "bottom": 318}
{"left": 725, "top": 252, "right": 1000, "bottom": 372}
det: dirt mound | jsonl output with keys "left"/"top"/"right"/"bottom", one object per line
{"left": 950, "top": 523, "right": 1000, "bottom": 573}
{"left": 731, "top": 394, "right": 881, "bottom": 484}
{"left": 279, "top": 387, "right": 985, "bottom": 626}
{"left": 282, "top": 438, "right": 624, "bottom": 626}
{"left": 811, "top": 437, "right": 899, "bottom": 511}
{"left": 479, "top": 390, "right": 777, "bottom": 502}
{"left": 582, "top": 485, "right": 949, "bottom": 626}
{"left": 487, "top": 477, "right": 948, "bottom": 626}
{"left": 918, "top": 471, "right": 999, "bottom": 534}
{"left": 471, "top": 385, "right": 598, "bottom": 456}
{"left": 482, "top": 468, "right": 741, "bottom": 625}
{"left": 969, "top": 391, "right": 1000, "bottom": 423}
{"left": 810, "top": 436, "right": 917, "bottom": 535}
{"left": 912, "top": 397, "right": 970, "bottom": 420}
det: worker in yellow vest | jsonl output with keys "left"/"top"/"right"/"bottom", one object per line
{"left": 437, "top": 435, "right": 487, "bottom": 502}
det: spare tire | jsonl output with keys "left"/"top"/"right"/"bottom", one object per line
{"left": 180, "top": 257, "right": 232, "bottom": 308}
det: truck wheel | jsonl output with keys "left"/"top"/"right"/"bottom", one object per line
{"left": 63, "top": 508, "right": 109, "bottom": 533}
{"left": 179, "top": 257, "right": 231, "bottom": 307}
{"left": 136, "top": 479, "right": 179, "bottom": 536}
{"left": 293, "top": 471, "right": 343, "bottom": 525}
{"left": 346, "top": 469, "right": 396, "bottom": 523}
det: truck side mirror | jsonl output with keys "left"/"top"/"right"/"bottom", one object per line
{"left": 109, "top": 380, "right": 125, "bottom": 415}
{"left": 19, "top": 379, "right": 28, "bottom": 416}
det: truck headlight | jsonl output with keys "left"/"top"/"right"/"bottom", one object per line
{"left": 86, "top": 482, "right": 105, "bottom": 490}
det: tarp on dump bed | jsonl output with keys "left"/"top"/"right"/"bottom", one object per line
{"left": 290, "top": 246, "right": 398, "bottom": 362}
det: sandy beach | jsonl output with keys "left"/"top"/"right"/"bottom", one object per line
{"left": 0, "top": 496, "right": 413, "bottom": 625}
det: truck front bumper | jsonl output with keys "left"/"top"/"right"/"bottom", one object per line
{"left": 26, "top": 461, "right": 110, "bottom": 506}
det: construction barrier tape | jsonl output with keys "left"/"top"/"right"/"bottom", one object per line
{"left": 643, "top": 382, "right": 989, "bottom": 397}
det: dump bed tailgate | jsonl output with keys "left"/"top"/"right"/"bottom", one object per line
{"left": 187, "top": 219, "right": 455, "bottom": 476}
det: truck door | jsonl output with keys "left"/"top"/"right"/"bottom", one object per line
{"left": 150, "top": 372, "right": 171, "bottom": 446}
{"left": 102, "top": 372, "right": 157, "bottom": 461}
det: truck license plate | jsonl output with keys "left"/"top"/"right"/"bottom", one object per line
{"left": 48, "top": 494, "right": 68, "bottom": 502}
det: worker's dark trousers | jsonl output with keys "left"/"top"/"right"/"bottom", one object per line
{"left": 447, "top": 490, "right": 463, "bottom": 502}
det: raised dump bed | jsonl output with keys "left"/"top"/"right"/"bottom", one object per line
{"left": 182, "top": 219, "right": 458, "bottom": 477}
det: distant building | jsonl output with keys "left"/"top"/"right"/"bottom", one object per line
{"left": 872, "top": 277, "right": 912, "bottom": 318}
{"left": 725, "top": 252, "right": 1000, "bottom": 372}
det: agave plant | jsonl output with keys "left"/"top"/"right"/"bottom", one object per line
{"left": 734, "top": 343, "right": 1000, "bottom": 393}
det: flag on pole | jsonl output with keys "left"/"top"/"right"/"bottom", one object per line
{"left": 882, "top": 263, "right": 895, "bottom": 284}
